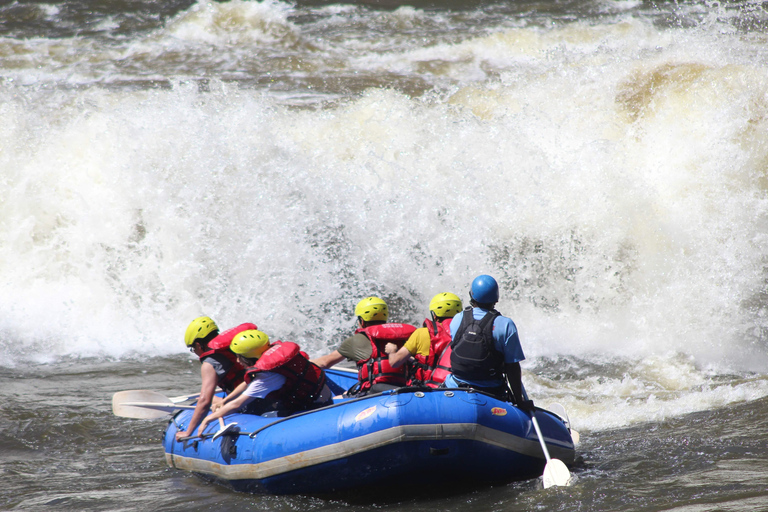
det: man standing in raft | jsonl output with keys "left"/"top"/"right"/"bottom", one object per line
{"left": 384, "top": 292, "right": 462, "bottom": 387}
{"left": 312, "top": 296, "right": 416, "bottom": 395}
{"left": 175, "top": 317, "right": 256, "bottom": 441}
{"left": 445, "top": 275, "right": 534, "bottom": 412}
{"left": 197, "top": 329, "right": 332, "bottom": 433}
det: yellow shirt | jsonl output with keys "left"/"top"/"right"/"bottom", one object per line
{"left": 403, "top": 327, "right": 431, "bottom": 357}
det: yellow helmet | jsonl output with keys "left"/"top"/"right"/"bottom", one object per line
{"left": 429, "top": 292, "right": 463, "bottom": 318}
{"left": 230, "top": 330, "right": 270, "bottom": 359}
{"left": 184, "top": 316, "right": 219, "bottom": 347}
{"left": 355, "top": 296, "right": 389, "bottom": 323}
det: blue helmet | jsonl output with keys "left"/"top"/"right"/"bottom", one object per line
{"left": 470, "top": 274, "right": 499, "bottom": 304}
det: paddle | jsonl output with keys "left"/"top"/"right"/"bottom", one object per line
{"left": 530, "top": 411, "right": 572, "bottom": 488}
{"left": 169, "top": 392, "right": 202, "bottom": 403}
{"left": 331, "top": 366, "right": 358, "bottom": 374}
{"left": 548, "top": 403, "right": 581, "bottom": 446}
{"left": 569, "top": 428, "right": 580, "bottom": 446}
{"left": 112, "top": 390, "right": 196, "bottom": 419}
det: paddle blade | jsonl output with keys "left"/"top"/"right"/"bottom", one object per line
{"left": 548, "top": 403, "right": 569, "bottom": 423}
{"left": 542, "top": 458, "right": 571, "bottom": 488}
{"left": 113, "top": 402, "right": 173, "bottom": 419}
{"left": 169, "top": 392, "right": 201, "bottom": 404}
{"left": 570, "top": 429, "right": 581, "bottom": 446}
{"left": 113, "top": 390, "right": 174, "bottom": 419}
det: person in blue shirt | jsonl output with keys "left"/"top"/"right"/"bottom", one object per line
{"left": 444, "top": 274, "right": 534, "bottom": 412}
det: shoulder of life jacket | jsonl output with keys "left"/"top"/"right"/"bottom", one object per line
{"left": 205, "top": 322, "right": 258, "bottom": 351}
{"left": 253, "top": 341, "right": 301, "bottom": 372}
{"left": 423, "top": 317, "right": 452, "bottom": 341}
{"left": 422, "top": 318, "right": 452, "bottom": 357}
{"left": 355, "top": 323, "right": 417, "bottom": 363}
{"left": 357, "top": 323, "right": 417, "bottom": 340}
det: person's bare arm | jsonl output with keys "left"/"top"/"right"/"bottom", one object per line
{"left": 311, "top": 350, "right": 345, "bottom": 369}
{"left": 211, "top": 381, "right": 246, "bottom": 411}
{"left": 387, "top": 345, "right": 412, "bottom": 369}
{"left": 197, "top": 391, "right": 253, "bottom": 435}
{"left": 176, "top": 362, "right": 218, "bottom": 440}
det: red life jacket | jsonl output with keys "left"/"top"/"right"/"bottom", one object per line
{"left": 409, "top": 318, "right": 453, "bottom": 387}
{"left": 244, "top": 341, "right": 327, "bottom": 410}
{"left": 426, "top": 346, "right": 452, "bottom": 388}
{"left": 199, "top": 323, "right": 255, "bottom": 393}
{"left": 356, "top": 323, "right": 417, "bottom": 392}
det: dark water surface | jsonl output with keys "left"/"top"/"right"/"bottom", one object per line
{"left": 2, "top": 358, "right": 766, "bottom": 511}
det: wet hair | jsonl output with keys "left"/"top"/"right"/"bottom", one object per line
{"left": 196, "top": 330, "right": 219, "bottom": 350}
{"left": 360, "top": 319, "right": 387, "bottom": 328}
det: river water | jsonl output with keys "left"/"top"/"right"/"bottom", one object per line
{"left": 2, "top": 0, "right": 768, "bottom": 509}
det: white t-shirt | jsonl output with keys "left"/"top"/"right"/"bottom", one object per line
{"left": 242, "top": 371, "right": 287, "bottom": 401}
{"left": 241, "top": 370, "right": 333, "bottom": 407}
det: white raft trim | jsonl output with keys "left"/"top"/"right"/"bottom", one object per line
{"left": 167, "top": 422, "right": 575, "bottom": 481}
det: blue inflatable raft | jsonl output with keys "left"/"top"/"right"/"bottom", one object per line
{"left": 162, "top": 369, "right": 576, "bottom": 494}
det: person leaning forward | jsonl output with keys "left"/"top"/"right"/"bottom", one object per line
{"left": 311, "top": 296, "right": 416, "bottom": 395}
{"left": 444, "top": 275, "right": 534, "bottom": 412}
{"left": 176, "top": 316, "right": 255, "bottom": 441}
{"left": 198, "top": 329, "right": 332, "bottom": 435}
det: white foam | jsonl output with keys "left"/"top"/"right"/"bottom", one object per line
{"left": 1, "top": 8, "right": 767, "bottom": 428}
{"left": 529, "top": 354, "right": 768, "bottom": 432}
{"left": 163, "top": 0, "right": 297, "bottom": 45}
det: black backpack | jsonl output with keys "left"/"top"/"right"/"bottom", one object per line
{"left": 449, "top": 307, "right": 504, "bottom": 381}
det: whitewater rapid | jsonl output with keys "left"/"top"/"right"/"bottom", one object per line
{"left": 2, "top": 0, "right": 768, "bottom": 432}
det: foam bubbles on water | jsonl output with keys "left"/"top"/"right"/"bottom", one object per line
{"left": 529, "top": 353, "right": 768, "bottom": 432}
{"left": 164, "top": 0, "right": 297, "bottom": 45}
